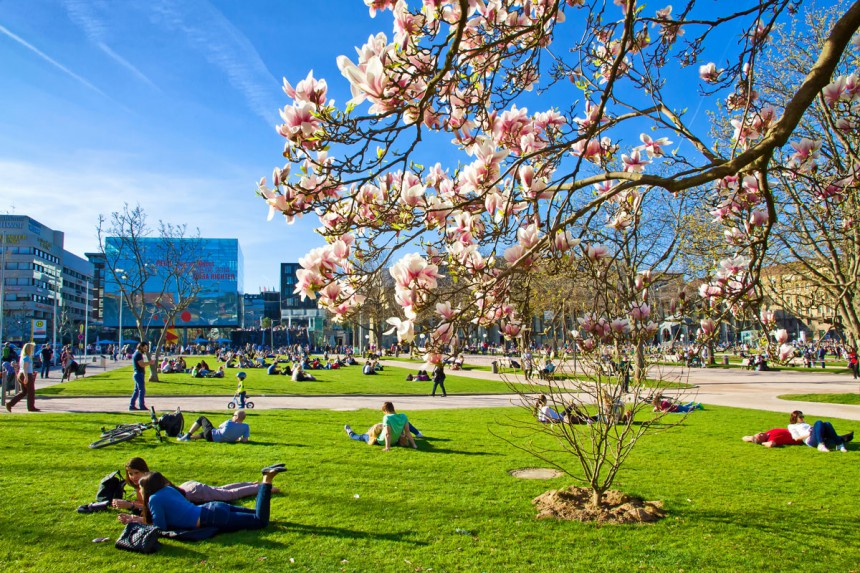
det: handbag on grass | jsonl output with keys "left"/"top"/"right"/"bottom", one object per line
{"left": 115, "top": 522, "right": 160, "bottom": 554}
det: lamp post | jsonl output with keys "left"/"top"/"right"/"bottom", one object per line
{"left": 51, "top": 271, "right": 59, "bottom": 361}
{"left": 115, "top": 269, "right": 127, "bottom": 350}
{"left": 0, "top": 231, "right": 6, "bottom": 345}
{"left": 84, "top": 279, "right": 90, "bottom": 360}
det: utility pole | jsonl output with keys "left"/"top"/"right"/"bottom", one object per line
{"left": 0, "top": 231, "right": 6, "bottom": 344}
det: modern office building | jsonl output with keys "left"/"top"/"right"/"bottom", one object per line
{"left": 100, "top": 237, "right": 243, "bottom": 330}
{"left": 280, "top": 262, "right": 325, "bottom": 329}
{"left": 0, "top": 215, "right": 94, "bottom": 345}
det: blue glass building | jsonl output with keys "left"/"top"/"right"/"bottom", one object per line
{"left": 102, "top": 238, "right": 243, "bottom": 328}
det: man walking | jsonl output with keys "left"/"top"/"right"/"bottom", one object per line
{"left": 39, "top": 344, "right": 53, "bottom": 379}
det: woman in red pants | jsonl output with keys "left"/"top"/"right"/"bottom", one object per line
{"left": 6, "top": 342, "right": 39, "bottom": 412}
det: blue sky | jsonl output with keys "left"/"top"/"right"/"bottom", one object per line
{"left": 0, "top": 0, "right": 384, "bottom": 290}
{"left": 0, "top": 0, "right": 752, "bottom": 291}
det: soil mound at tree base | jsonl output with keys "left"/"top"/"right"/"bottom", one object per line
{"left": 533, "top": 486, "right": 666, "bottom": 524}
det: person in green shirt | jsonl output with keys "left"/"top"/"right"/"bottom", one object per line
{"left": 344, "top": 402, "right": 419, "bottom": 451}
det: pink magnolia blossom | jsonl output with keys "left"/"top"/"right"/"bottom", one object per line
{"left": 621, "top": 149, "right": 650, "bottom": 173}
{"left": 700, "top": 319, "right": 716, "bottom": 336}
{"left": 390, "top": 253, "right": 441, "bottom": 290}
{"left": 699, "top": 62, "right": 722, "bottom": 83}
{"left": 500, "top": 321, "right": 521, "bottom": 340}
{"left": 610, "top": 318, "right": 630, "bottom": 335}
{"left": 748, "top": 209, "right": 768, "bottom": 227}
{"left": 636, "top": 134, "right": 673, "bottom": 158}
{"left": 385, "top": 317, "right": 415, "bottom": 342}
{"left": 778, "top": 344, "right": 795, "bottom": 362}
{"left": 822, "top": 76, "right": 847, "bottom": 106}
{"left": 578, "top": 338, "right": 597, "bottom": 352}
{"left": 760, "top": 309, "right": 776, "bottom": 327}
{"left": 634, "top": 270, "right": 652, "bottom": 291}
{"left": 584, "top": 243, "right": 609, "bottom": 261}
{"left": 436, "top": 301, "right": 456, "bottom": 320}
{"left": 553, "top": 231, "right": 580, "bottom": 252}
{"left": 772, "top": 328, "right": 789, "bottom": 344}
{"left": 628, "top": 302, "right": 651, "bottom": 322}
{"left": 282, "top": 70, "right": 328, "bottom": 108}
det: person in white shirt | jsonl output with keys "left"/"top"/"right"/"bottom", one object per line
{"left": 787, "top": 410, "right": 853, "bottom": 452}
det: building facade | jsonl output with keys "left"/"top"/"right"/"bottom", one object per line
{"left": 0, "top": 215, "right": 94, "bottom": 346}
{"left": 101, "top": 237, "right": 244, "bottom": 331}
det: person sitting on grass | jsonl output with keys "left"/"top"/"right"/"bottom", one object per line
{"left": 178, "top": 410, "right": 250, "bottom": 443}
{"left": 208, "top": 366, "right": 225, "bottom": 378}
{"left": 742, "top": 429, "right": 803, "bottom": 448}
{"left": 362, "top": 360, "right": 376, "bottom": 375}
{"left": 113, "top": 457, "right": 280, "bottom": 514}
{"left": 292, "top": 363, "right": 316, "bottom": 381}
{"left": 787, "top": 410, "right": 853, "bottom": 452}
{"left": 652, "top": 394, "right": 704, "bottom": 413}
{"left": 117, "top": 464, "right": 286, "bottom": 532}
{"left": 344, "top": 401, "right": 421, "bottom": 451}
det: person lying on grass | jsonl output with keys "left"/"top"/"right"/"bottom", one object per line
{"left": 534, "top": 394, "right": 597, "bottom": 424}
{"left": 742, "top": 429, "right": 803, "bottom": 447}
{"left": 118, "top": 464, "right": 286, "bottom": 532}
{"left": 652, "top": 394, "right": 704, "bottom": 413}
{"left": 112, "top": 457, "right": 281, "bottom": 514}
{"left": 344, "top": 401, "right": 422, "bottom": 451}
{"left": 177, "top": 411, "right": 250, "bottom": 442}
{"left": 787, "top": 410, "right": 853, "bottom": 453}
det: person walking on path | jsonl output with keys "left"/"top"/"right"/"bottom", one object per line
{"left": 431, "top": 363, "right": 447, "bottom": 397}
{"left": 6, "top": 342, "right": 39, "bottom": 412}
{"left": 39, "top": 344, "right": 52, "bottom": 379}
{"left": 130, "top": 342, "right": 154, "bottom": 411}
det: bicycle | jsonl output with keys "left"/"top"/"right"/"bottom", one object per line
{"left": 89, "top": 407, "right": 184, "bottom": 449}
{"left": 227, "top": 393, "right": 254, "bottom": 409}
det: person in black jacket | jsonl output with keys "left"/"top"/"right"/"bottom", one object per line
{"left": 431, "top": 364, "right": 447, "bottom": 397}
{"left": 40, "top": 344, "right": 53, "bottom": 378}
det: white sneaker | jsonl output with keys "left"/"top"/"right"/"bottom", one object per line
{"left": 838, "top": 444, "right": 848, "bottom": 452}
{"left": 344, "top": 425, "right": 352, "bottom": 436}
{"left": 177, "top": 434, "right": 190, "bottom": 442}
{"left": 817, "top": 443, "right": 830, "bottom": 452}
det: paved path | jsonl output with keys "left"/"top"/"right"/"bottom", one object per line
{"left": 5, "top": 354, "right": 860, "bottom": 422}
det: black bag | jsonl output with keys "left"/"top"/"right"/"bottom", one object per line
{"left": 96, "top": 470, "right": 126, "bottom": 503}
{"left": 115, "top": 522, "right": 160, "bottom": 554}
{"left": 158, "top": 411, "right": 185, "bottom": 437}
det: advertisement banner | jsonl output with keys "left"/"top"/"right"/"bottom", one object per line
{"left": 32, "top": 319, "right": 47, "bottom": 339}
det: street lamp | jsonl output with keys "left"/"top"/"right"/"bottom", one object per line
{"left": 115, "top": 269, "right": 127, "bottom": 349}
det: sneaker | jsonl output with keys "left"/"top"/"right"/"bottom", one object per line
{"left": 413, "top": 430, "right": 424, "bottom": 438}
{"left": 344, "top": 424, "right": 353, "bottom": 436}
{"left": 128, "top": 406, "right": 139, "bottom": 411}
{"left": 838, "top": 444, "right": 848, "bottom": 452}
{"left": 817, "top": 443, "right": 830, "bottom": 452}
{"left": 177, "top": 433, "right": 190, "bottom": 442}
{"left": 840, "top": 431, "right": 854, "bottom": 444}
{"left": 696, "top": 403, "right": 704, "bottom": 410}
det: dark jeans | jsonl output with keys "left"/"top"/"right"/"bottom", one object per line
{"left": 431, "top": 380, "right": 447, "bottom": 396}
{"left": 198, "top": 483, "right": 272, "bottom": 532}
{"left": 238, "top": 391, "right": 247, "bottom": 408}
{"left": 807, "top": 421, "right": 844, "bottom": 448}
{"left": 130, "top": 371, "right": 146, "bottom": 409}
{"left": 40, "top": 361, "right": 51, "bottom": 378}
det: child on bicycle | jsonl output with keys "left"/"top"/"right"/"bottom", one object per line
{"left": 234, "top": 371, "right": 247, "bottom": 408}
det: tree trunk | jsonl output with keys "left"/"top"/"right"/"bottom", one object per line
{"left": 634, "top": 339, "right": 646, "bottom": 383}
{"left": 148, "top": 362, "right": 160, "bottom": 383}
{"left": 590, "top": 488, "right": 603, "bottom": 508}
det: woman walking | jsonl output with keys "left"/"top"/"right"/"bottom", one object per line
{"left": 5, "top": 342, "right": 39, "bottom": 412}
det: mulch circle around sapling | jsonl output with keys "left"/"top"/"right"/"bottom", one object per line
{"left": 532, "top": 486, "right": 667, "bottom": 524}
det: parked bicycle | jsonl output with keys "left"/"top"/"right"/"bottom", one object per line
{"left": 89, "top": 407, "right": 184, "bottom": 449}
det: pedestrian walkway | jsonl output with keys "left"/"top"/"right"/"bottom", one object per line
{"left": 5, "top": 354, "right": 860, "bottom": 422}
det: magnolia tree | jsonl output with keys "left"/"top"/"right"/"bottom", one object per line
{"left": 257, "top": 0, "right": 860, "bottom": 503}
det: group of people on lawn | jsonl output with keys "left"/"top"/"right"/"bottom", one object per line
{"left": 743, "top": 410, "right": 853, "bottom": 452}
{"left": 103, "top": 400, "right": 419, "bottom": 537}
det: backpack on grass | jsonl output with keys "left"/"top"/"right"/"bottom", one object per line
{"left": 96, "top": 470, "right": 126, "bottom": 502}
{"left": 158, "top": 411, "right": 185, "bottom": 438}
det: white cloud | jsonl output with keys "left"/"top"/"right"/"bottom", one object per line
{"left": 147, "top": 0, "right": 281, "bottom": 126}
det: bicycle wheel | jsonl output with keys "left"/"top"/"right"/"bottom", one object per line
{"left": 100, "top": 424, "right": 145, "bottom": 439}
{"left": 245, "top": 401, "right": 255, "bottom": 409}
{"left": 89, "top": 429, "right": 140, "bottom": 449}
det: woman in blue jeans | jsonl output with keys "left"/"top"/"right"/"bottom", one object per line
{"left": 787, "top": 410, "right": 853, "bottom": 452}
{"left": 118, "top": 464, "right": 286, "bottom": 532}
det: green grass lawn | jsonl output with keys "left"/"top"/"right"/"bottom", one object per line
{"left": 1, "top": 406, "right": 858, "bottom": 572}
{"left": 778, "top": 393, "right": 860, "bottom": 405}
{"left": 37, "top": 362, "right": 534, "bottom": 397}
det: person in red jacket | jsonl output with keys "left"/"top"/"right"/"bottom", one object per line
{"left": 742, "top": 428, "right": 803, "bottom": 448}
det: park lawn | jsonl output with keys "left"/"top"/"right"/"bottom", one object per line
{"left": 778, "top": 393, "right": 860, "bottom": 405}
{"left": 36, "top": 363, "right": 535, "bottom": 397}
{"left": 1, "top": 405, "right": 858, "bottom": 572}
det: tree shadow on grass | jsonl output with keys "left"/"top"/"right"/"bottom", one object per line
{"left": 689, "top": 508, "right": 855, "bottom": 543}
{"left": 416, "top": 441, "right": 498, "bottom": 456}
